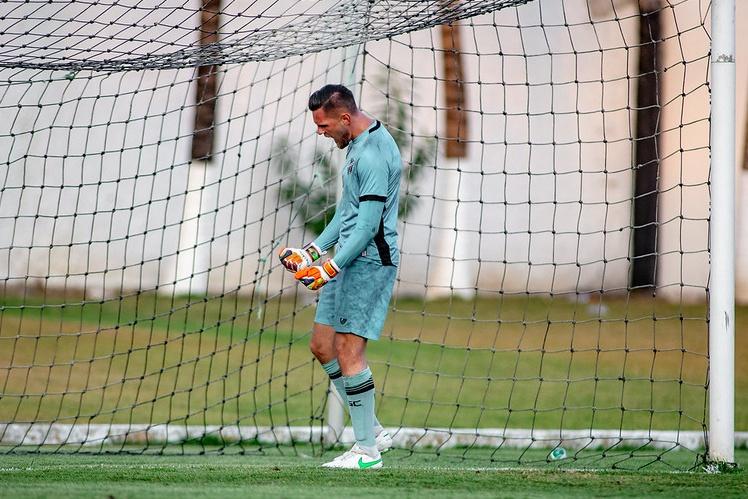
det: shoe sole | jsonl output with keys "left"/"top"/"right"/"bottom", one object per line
{"left": 320, "top": 463, "right": 383, "bottom": 470}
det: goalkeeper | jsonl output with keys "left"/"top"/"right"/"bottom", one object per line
{"left": 279, "top": 84, "right": 400, "bottom": 470}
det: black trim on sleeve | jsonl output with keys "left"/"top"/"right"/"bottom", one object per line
{"left": 369, "top": 120, "right": 381, "bottom": 133}
{"left": 359, "top": 195, "right": 387, "bottom": 203}
{"left": 374, "top": 217, "right": 394, "bottom": 266}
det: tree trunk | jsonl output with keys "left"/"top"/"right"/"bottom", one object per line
{"left": 631, "top": 1, "right": 662, "bottom": 290}
{"left": 439, "top": 21, "right": 467, "bottom": 158}
{"left": 426, "top": 14, "right": 475, "bottom": 299}
{"left": 191, "top": 0, "right": 221, "bottom": 161}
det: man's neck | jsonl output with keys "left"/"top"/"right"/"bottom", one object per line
{"left": 349, "top": 112, "right": 374, "bottom": 141}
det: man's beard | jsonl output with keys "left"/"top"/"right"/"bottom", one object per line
{"left": 334, "top": 131, "right": 352, "bottom": 149}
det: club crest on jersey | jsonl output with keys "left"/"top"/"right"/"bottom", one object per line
{"left": 345, "top": 159, "right": 357, "bottom": 174}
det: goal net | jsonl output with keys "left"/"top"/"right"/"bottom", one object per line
{"left": 0, "top": 0, "right": 721, "bottom": 469}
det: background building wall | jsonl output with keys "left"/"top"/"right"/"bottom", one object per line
{"left": 0, "top": 0, "right": 743, "bottom": 303}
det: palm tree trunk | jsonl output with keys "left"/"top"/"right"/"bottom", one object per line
{"left": 168, "top": 0, "right": 221, "bottom": 296}
{"left": 439, "top": 21, "right": 468, "bottom": 158}
{"left": 631, "top": 0, "right": 662, "bottom": 290}
{"left": 191, "top": 0, "right": 221, "bottom": 161}
{"left": 427, "top": 15, "right": 475, "bottom": 298}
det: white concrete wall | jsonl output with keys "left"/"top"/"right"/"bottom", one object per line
{"left": 363, "top": 0, "right": 713, "bottom": 300}
{"left": 0, "top": 0, "right": 738, "bottom": 302}
{"left": 368, "top": 0, "right": 746, "bottom": 302}
{"left": 0, "top": 67, "right": 197, "bottom": 297}
{"left": 656, "top": 0, "right": 712, "bottom": 303}
{"left": 733, "top": 0, "right": 748, "bottom": 304}
{"left": 0, "top": 52, "right": 348, "bottom": 298}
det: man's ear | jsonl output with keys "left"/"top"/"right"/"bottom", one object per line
{"left": 338, "top": 112, "right": 352, "bottom": 125}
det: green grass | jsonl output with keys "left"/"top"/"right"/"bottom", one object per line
{"left": 0, "top": 292, "right": 745, "bottom": 432}
{"left": 0, "top": 449, "right": 747, "bottom": 498}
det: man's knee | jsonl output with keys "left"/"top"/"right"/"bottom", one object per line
{"left": 310, "top": 323, "right": 336, "bottom": 363}
{"left": 309, "top": 335, "right": 325, "bottom": 359}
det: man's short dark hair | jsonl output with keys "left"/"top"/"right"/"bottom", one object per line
{"left": 308, "top": 84, "right": 357, "bottom": 114}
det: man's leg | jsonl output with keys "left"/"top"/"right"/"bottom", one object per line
{"left": 335, "top": 332, "right": 377, "bottom": 453}
{"left": 309, "top": 322, "right": 337, "bottom": 364}
{"left": 309, "top": 323, "right": 384, "bottom": 435}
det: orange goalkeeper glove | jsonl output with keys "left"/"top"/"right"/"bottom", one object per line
{"left": 294, "top": 260, "right": 339, "bottom": 291}
{"left": 278, "top": 242, "right": 323, "bottom": 273}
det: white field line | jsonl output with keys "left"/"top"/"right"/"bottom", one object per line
{"left": 1, "top": 424, "right": 746, "bottom": 450}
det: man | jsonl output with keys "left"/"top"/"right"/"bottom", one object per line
{"left": 278, "top": 84, "right": 401, "bottom": 470}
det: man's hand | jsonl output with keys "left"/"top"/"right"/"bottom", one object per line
{"left": 294, "top": 260, "right": 339, "bottom": 291}
{"left": 278, "top": 242, "right": 323, "bottom": 272}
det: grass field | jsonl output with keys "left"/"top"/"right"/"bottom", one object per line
{"left": 1, "top": 293, "right": 747, "bottom": 494}
{"left": 0, "top": 449, "right": 747, "bottom": 498}
{"left": 0, "top": 292, "right": 746, "bottom": 448}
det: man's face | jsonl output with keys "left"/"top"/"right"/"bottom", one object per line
{"left": 312, "top": 108, "right": 352, "bottom": 149}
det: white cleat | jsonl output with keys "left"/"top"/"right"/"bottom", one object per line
{"left": 375, "top": 429, "right": 393, "bottom": 454}
{"left": 321, "top": 443, "right": 383, "bottom": 470}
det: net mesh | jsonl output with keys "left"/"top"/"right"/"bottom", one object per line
{"left": 0, "top": 0, "right": 714, "bottom": 470}
{"left": 0, "top": 0, "right": 529, "bottom": 70}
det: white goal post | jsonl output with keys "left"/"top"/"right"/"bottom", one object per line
{"left": 708, "top": 0, "right": 736, "bottom": 464}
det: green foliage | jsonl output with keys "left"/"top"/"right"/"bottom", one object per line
{"left": 275, "top": 139, "right": 337, "bottom": 238}
{"left": 274, "top": 81, "right": 435, "bottom": 237}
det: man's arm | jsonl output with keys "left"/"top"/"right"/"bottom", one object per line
{"left": 331, "top": 147, "right": 388, "bottom": 269}
{"left": 295, "top": 149, "right": 389, "bottom": 290}
{"left": 295, "top": 199, "right": 384, "bottom": 290}
{"left": 312, "top": 208, "right": 342, "bottom": 252}
{"left": 329, "top": 198, "right": 384, "bottom": 268}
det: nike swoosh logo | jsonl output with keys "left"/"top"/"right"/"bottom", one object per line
{"left": 357, "top": 456, "right": 382, "bottom": 469}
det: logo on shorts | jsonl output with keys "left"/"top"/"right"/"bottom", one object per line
{"left": 340, "top": 317, "right": 348, "bottom": 325}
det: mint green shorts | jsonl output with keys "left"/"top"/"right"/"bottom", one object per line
{"left": 314, "top": 258, "right": 397, "bottom": 340}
